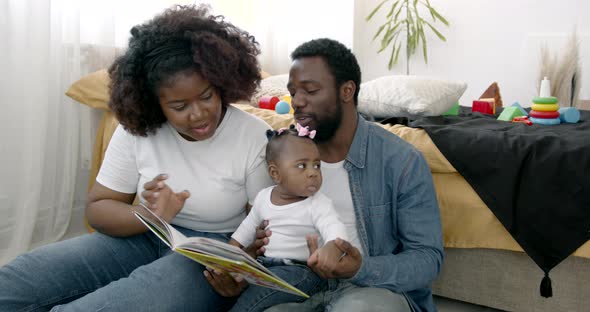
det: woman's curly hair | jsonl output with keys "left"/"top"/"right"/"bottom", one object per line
{"left": 108, "top": 4, "right": 261, "bottom": 136}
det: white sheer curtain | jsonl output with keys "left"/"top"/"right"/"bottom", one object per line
{"left": 0, "top": 0, "right": 351, "bottom": 265}
{"left": 0, "top": 0, "right": 190, "bottom": 265}
{"left": 211, "top": 0, "right": 354, "bottom": 75}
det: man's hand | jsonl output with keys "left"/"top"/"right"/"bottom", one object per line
{"left": 203, "top": 267, "right": 248, "bottom": 297}
{"left": 243, "top": 220, "right": 271, "bottom": 258}
{"left": 306, "top": 235, "right": 362, "bottom": 279}
{"left": 141, "top": 174, "right": 190, "bottom": 222}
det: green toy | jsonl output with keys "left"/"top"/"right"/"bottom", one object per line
{"left": 532, "top": 96, "right": 558, "bottom": 104}
{"left": 443, "top": 102, "right": 460, "bottom": 116}
{"left": 497, "top": 106, "right": 524, "bottom": 122}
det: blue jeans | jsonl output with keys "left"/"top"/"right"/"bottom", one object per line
{"left": 229, "top": 257, "right": 325, "bottom": 312}
{"left": 264, "top": 280, "right": 411, "bottom": 312}
{"left": 0, "top": 227, "right": 234, "bottom": 312}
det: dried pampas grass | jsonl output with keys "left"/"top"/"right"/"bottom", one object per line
{"left": 538, "top": 31, "right": 581, "bottom": 107}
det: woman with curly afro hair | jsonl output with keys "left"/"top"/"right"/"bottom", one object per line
{"left": 0, "top": 5, "right": 273, "bottom": 311}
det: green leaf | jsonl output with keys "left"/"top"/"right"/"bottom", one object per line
{"left": 369, "top": 0, "right": 449, "bottom": 70}
{"left": 366, "top": 0, "right": 390, "bottom": 21}
{"left": 386, "top": 1, "right": 400, "bottom": 18}
{"left": 430, "top": 7, "right": 449, "bottom": 26}
{"left": 413, "top": 0, "right": 420, "bottom": 18}
{"left": 389, "top": 42, "right": 402, "bottom": 70}
{"left": 424, "top": 0, "right": 436, "bottom": 21}
{"left": 372, "top": 23, "right": 388, "bottom": 41}
{"left": 418, "top": 21, "right": 428, "bottom": 63}
{"left": 379, "top": 23, "right": 393, "bottom": 49}
{"left": 379, "top": 27, "right": 403, "bottom": 53}
{"left": 424, "top": 20, "right": 447, "bottom": 41}
{"left": 394, "top": 2, "right": 404, "bottom": 20}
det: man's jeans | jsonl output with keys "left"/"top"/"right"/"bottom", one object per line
{"left": 0, "top": 228, "right": 233, "bottom": 312}
{"left": 229, "top": 257, "right": 325, "bottom": 312}
{"left": 264, "top": 280, "right": 412, "bottom": 312}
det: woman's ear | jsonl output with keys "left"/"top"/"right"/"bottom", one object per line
{"left": 339, "top": 80, "right": 356, "bottom": 104}
{"left": 268, "top": 163, "right": 281, "bottom": 184}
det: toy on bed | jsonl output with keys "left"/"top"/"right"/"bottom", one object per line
{"left": 472, "top": 82, "right": 503, "bottom": 115}
{"left": 259, "top": 95, "right": 294, "bottom": 115}
{"left": 274, "top": 95, "right": 293, "bottom": 114}
{"left": 259, "top": 95, "right": 280, "bottom": 110}
{"left": 529, "top": 77, "right": 561, "bottom": 125}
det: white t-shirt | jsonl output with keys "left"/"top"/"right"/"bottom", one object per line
{"left": 232, "top": 186, "right": 348, "bottom": 262}
{"left": 320, "top": 160, "right": 363, "bottom": 254}
{"left": 97, "top": 105, "right": 273, "bottom": 232}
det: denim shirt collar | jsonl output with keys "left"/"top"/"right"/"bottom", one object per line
{"left": 346, "top": 114, "right": 369, "bottom": 169}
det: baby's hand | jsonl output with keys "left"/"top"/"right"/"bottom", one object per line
{"left": 141, "top": 174, "right": 190, "bottom": 222}
{"left": 243, "top": 220, "right": 271, "bottom": 258}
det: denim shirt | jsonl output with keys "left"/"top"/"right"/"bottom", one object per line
{"left": 345, "top": 115, "right": 444, "bottom": 312}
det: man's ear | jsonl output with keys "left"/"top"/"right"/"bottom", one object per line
{"left": 268, "top": 163, "right": 281, "bottom": 184}
{"left": 340, "top": 80, "right": 356, "bottom": 104}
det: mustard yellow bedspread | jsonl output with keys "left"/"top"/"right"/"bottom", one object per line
{"left": 88, "top": 104, "right": 590, "bottom": 259}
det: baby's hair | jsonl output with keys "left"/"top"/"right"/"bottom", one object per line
{"left": 265, "top": 125, "right": 313, "bottom": 164}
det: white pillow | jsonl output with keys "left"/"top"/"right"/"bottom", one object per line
{"left": 250, "top": 74, "right": 289, "bottom": 107}
{"left": 358, "top": 76, "right": 467, "bottom": 118}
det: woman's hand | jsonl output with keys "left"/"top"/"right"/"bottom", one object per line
{"left": 141, "top": 174, "right": 190, "bottom": 222}
{"left": 243, "top": 220, "right": 271, "bottom": 258}
{"left": 204, "top": 267, "right": 248, "bottom": 297}
{"left": 306, "top": 235, "right": 362, "bottom": 279}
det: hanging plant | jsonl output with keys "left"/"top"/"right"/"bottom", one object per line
{"left": 366, "top": 0, "right": 449, "bottom": 74}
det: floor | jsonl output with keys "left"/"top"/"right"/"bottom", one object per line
{"left": 62, "top": 210, "right": 504, "bottom": 311}
{"left": 435, "top": 296, "right": 503, "bottom": 311}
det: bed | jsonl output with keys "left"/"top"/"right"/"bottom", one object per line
{"left": 66, "top": 70, "right": 590, "bottom": 311}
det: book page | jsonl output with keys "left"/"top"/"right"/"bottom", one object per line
{"left": 178, "top": 238, "right": 273, "bottom": 276}
{"left": 133, "top": 203, "right": 187, "bottom": 248}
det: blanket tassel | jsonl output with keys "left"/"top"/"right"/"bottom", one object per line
{"left": 540, "top": 272, "right": 552, "bottom": 298}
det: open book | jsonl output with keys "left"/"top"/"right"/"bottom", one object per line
{"left": 133, "top": 203, "right": 309, "bottom": 298}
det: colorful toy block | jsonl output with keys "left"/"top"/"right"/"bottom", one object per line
{"left": 443, "top": 102, "right": 460, "bottom": 116}
{"left": 497, "top": 106, "right": 524, "bottom": 121}
{"left": 512, "top": 116, "right": 532, "bottom": 125}
{"left": 510, "top": 102, "right": 528, "bottom": 116}
{"left": 472, "top": 100, "right": 495, "bottom": 115}
{"left": 558, "top": 107, "right": 580, "bottom": 123}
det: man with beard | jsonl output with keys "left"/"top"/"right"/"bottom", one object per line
{"left": 207, "top": 38, "right": 443, "bottom": 312}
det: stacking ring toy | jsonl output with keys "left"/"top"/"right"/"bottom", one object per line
{"left": 530, "top": 117, "right": 560, "bottom": 125}
{"left": 531, "top": 103, "right": 559, "bottom": 112}
{"left": 532, "top": 96, "right": 558, "bottom": 104}
{"left": 529, "top": 110, "right": 560, "bottom": 119}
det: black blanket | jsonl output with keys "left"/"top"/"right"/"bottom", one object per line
{"left": 392, "top": 108, "right": 590, "bottom": 297}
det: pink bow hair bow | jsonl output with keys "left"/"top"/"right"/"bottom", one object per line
{"left": 295, "top": 123, "right": 316, "bottom": 139}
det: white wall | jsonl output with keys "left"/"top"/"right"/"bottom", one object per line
{"left": 212, "top": 0, "right": 355, "bottom": 75}
{"left": 354, "top": 0, "right": 590, "bottom": 107}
